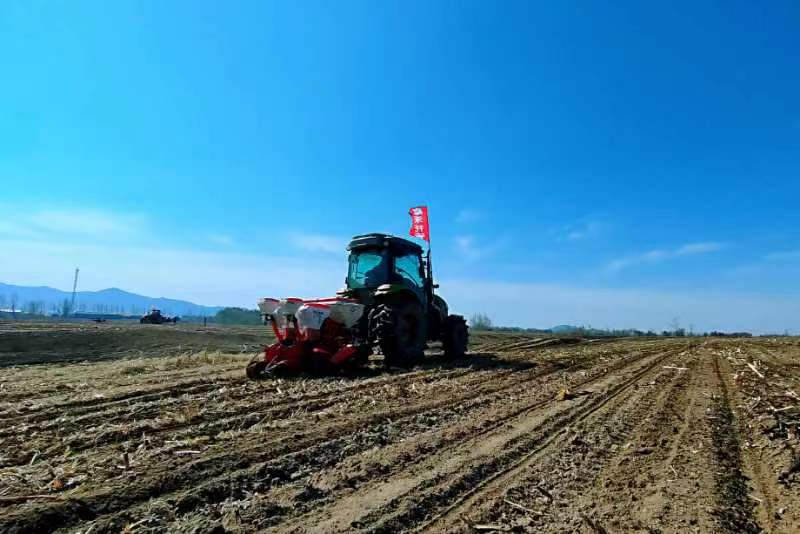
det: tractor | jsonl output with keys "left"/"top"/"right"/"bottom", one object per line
{"left": 247, "top": 233, "right": 468, "bottom": 377}
{"left": 139, "top": 309, "right": 179, "bottom": 324}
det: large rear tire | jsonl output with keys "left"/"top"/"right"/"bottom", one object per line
{"left": 369, "top": 301, "right": 426, "bottom": 368}
{"left": 443, "top": 315, "right": 468, "bottom": 359}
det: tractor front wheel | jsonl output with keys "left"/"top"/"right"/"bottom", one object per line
{"left": 370, "top": 301, "right": 426, "bottom": 368}
{"left": 443, "top": 315, "right": 469, "bottom": 359}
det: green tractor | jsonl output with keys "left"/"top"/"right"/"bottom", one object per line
{"left": 339, "top": 233, "right": 468, "bottom": 367}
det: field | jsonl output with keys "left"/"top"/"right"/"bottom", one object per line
{"left": 2, "top": 323, "right": 800, "bottom": 533}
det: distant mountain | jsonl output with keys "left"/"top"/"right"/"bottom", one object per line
{"left": 0, "top": 282, "right": 222, "bottom": 317}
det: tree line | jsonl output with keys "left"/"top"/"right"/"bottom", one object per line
{"left": 0, "top": 293, "right": 181, "bottom": 319}
{"left": 469, "top": 313, "right": 756, "bottom": 338}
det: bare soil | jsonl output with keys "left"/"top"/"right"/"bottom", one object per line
{"left": 0, "top": 322, "right": 269, "bottom": 366}
{"left": 1, "top": 322, "right": 799, "bottom": 533}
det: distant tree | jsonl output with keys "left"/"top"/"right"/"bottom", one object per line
{"left": 10, "top": 293, "right": 17, "bottom": 318}
{"left": 668, "top": 317, "right": 681, "bottom": 334}
{"left": 470, "top": 313, "right": 493, "bottom": 331}
{"left": 60, "top": 298, "right": 73, "bottom": 317}
{"left": 707, "top": 331, "right": 752, "bottom": 338}
{"left": 214, "top": 307, "right": 261, "bottom": 325}
{"left": 26, "top": 301, "right": 45, "bottom": 315}
{"left": 0, "top": 294, "right": 5, "bottom": 310}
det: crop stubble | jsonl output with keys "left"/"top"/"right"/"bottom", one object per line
{"left": 1, "top": 324, "right": 799, "bottom": 532}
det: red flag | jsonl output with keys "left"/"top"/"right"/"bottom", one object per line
{"left": 408, "top": 206, "right": 430, "bottom": 242}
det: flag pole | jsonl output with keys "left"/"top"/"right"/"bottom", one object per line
{"left": 409, "top": 205, "right": 434, "bottom": 285}
{"left": 428, "top": 221, "right": 433, "bottom": 285}
{"left": 426, "top": 208, "right": 433, "bottom": 284}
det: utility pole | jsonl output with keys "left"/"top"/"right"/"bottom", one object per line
{"left": 71, "top": 268, "right": 80, "bottom": 316}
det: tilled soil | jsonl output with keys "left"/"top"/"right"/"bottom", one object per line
{"left": 0, "top": 322, "right": 270, "bottom": 366}
{"left": 1, "top": 325, "right": 799, "bottom": 533}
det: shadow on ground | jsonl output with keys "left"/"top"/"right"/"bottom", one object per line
{"left": 251, "top": 350, "right": 541, "bottom": 381}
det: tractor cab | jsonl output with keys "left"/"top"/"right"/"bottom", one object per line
{"left": 340, "top": 233, "right": 464, "bottom": 368}
{"left": 344, "top": 233, "right": 429, "bottom": 308}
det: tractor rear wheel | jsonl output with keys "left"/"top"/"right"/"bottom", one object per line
{"left": 443, "top": 315, "right": 468, "bottom": 359}
{"left": 370, "top": 301, "right": 426, "bottom": 368}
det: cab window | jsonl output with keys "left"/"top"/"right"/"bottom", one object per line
{"left": 394, "top": 254, "right": 423, "bottom": 287}
{"left": 347, "top": 251, "right": 387, "bottom": 288}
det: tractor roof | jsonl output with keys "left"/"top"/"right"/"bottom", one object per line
{"left": 347, "top": 233, "right": 423, "bottom": 256}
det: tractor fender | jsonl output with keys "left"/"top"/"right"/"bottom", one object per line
{"left": 432, "top": 295, "right": 449, "bottom": 320}
{"left": 429, "top": 294, "right": 449, "bottom": 341}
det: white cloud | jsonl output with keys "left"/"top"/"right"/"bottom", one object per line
{"left": 0, "top": 207, "right": 346, "bottom": 306}
{"left": 0, "top": 207, "right": 147, "bottom": 241}
{"left": 563, "top": 220, "right": 606, "bottom": 241}
{"left": 289, "top": 233, "right": 347, "bottom": 255}
{"left": 2, "top": 230, "right": 787, "bottom": 332}
{"left": 607, "top": 242, "right": 726, "bottom": 272}
{"left": 31, "top": 209, "right": 146, "bottom": 237}
{"left": 0, "top": 219, "right": 42, "bottom": 239}
{"left": 455, "top": 209, "right": 482, "bottom": 224}
{"left": 725, "top": 249, "right": 800, "bottom": 280}
{"left": 0, "top": 206, "right": 787, "bottom": 333}
{"left": 765, "top": 250, "right": 800, "bottom": 261}
{"left": 0, "top": 237, "right": 343, "bottom": 308}
{"left": 454, "top": 235, "right": 484, "bottom": 261}
{"left": 439, "top": 279, "right": 798, "bottom": 334}
{"left": 675, "top": 242, "right": 725, "bottom": 255}
{"left": 453, "top": 233, "right": 511, "bottom": 262}
{"left": 208, "top": 233, "right": 234, "bottom": 246}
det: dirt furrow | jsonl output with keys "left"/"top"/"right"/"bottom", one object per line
{"left": 213, "top": 345, "right": 676, "bottom": 532}
{"left": 407, "top": 346, "right": 688, "bottom": 533}
{"left": 7, "top": 329, "right": 797, "bottom": 534}
{"left": 0, "top": 353, "right": 579, "bottom": 531}
{"left": 566, "top": 349, "right": 719, "bottom": 531}
{"left": 1, "top": 343, "right": 663, "bottom": 532}
{"left": 0, "top": 365, "right": 482, "bottom": 459}
{"left": 0, "top": 369, "right": 245, "bottom": 424}
{"left": 710, "top": 353, "right": 761, "bottom": 532}
{"left": 251, "top": 346, "right": 680, "bottom": 533}
{"left": 716, "top": 343, "right": 800, "bottom": 532}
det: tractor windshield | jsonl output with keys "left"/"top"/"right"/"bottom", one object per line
{"left": 347, "top": 250, "right": 388, "bottom": 288}
{"left": 394, "top": 254, "right": 424, "bottom": 287}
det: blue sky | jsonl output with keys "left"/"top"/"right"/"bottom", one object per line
{"left": 1, "top": 1, "right": 798, "bottom": 332}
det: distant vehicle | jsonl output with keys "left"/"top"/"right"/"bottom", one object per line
{"left": 140, "top": 309, "right": 179, "bottom": 324}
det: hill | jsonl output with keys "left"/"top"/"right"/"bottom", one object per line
{"left": 0, "top": 282, "right": 222, "bottom": 317}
